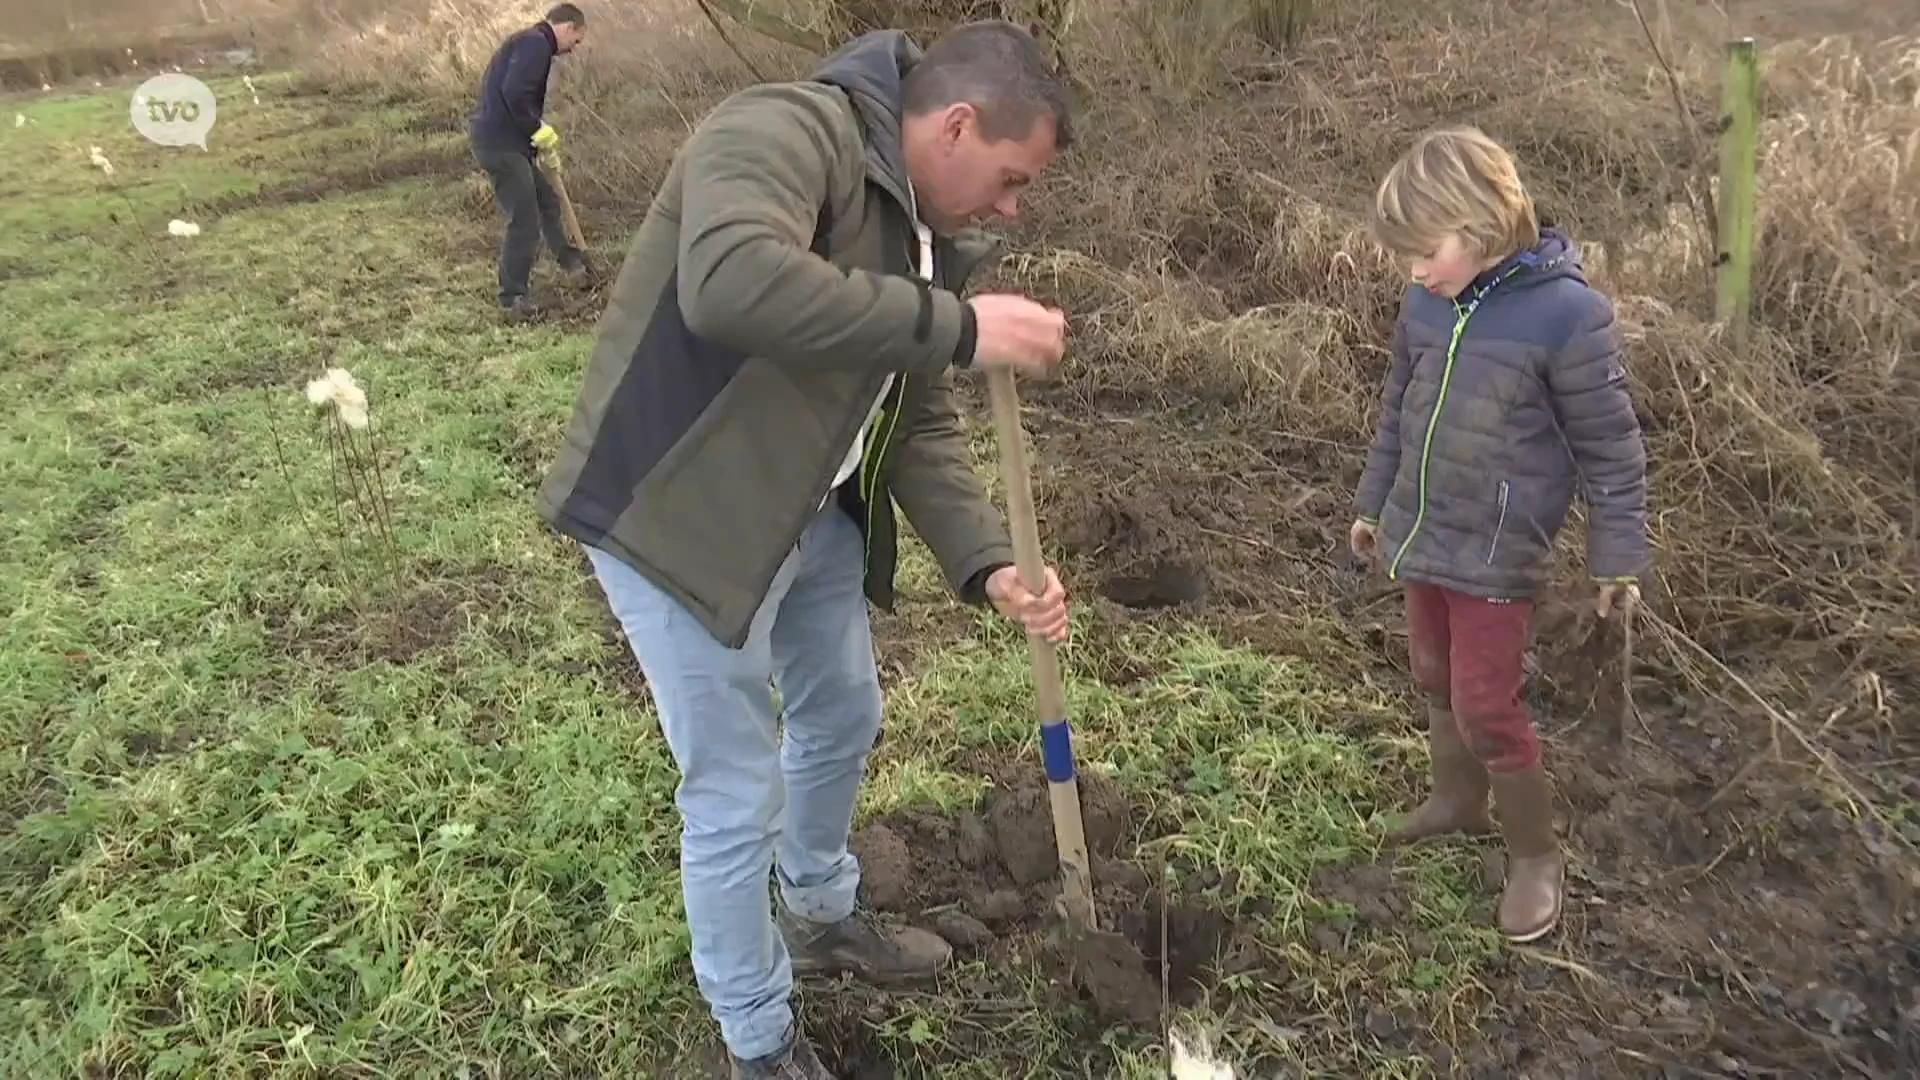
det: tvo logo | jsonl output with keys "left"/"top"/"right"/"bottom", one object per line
{"left": 130, "top": 74, "right": 217, "bottom": 149}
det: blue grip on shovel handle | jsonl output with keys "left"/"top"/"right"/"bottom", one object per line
{"left": 1040, "top": 719, "right": 1074, "bottom": 784}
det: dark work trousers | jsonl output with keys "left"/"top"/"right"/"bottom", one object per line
{"left": 471, "top": 136, "right": 579, "bottom": 305}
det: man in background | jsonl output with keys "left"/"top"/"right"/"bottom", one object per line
{"left": 469, "top": 3, "right": 587, "bottom": 320}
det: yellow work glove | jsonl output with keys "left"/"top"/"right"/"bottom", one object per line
{"left": 531, "top": 123, "right": 559, "bottom": 152}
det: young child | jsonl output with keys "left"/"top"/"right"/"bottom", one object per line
{"left": 1349, "top": 126, "right": 1650, "bottom": 944}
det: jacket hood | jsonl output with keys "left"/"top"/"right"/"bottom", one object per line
{"left": 1477, "top": 223, "right": 1586, "bottom": 294}
{"left": 809, "top": 29, "right": 919, "bottom": 210}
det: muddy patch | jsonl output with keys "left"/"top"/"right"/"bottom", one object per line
{"left": 993, "top": 403, "right": 1352, "bottom": 628}
{"left": 811, "top": 772, "right": 1234, "bottom": 1073}
{"left": 1098, "top": 557, "right": 1209, "bottom": 609}
{"left": 125, "top": 727, "right": 198, "bottom": 762}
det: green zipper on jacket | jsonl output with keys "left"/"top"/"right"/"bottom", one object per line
{"left": 858, "top": 375, "right": 908, "bottom": 574}
{"left": 1387, "top": 265, "right": 1525, "bottom": 580}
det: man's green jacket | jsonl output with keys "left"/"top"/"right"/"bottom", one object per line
{"left": 535, "top": 30, "right": 1015, "bottom": 648}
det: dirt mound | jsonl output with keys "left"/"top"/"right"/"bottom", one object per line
{"left": 1060, "top": 492, "right": 1212, "bottom": 610}
{"left": 821, "top": 772, "right": 1234, "bottom": 1066}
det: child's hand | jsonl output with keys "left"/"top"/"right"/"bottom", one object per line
{"left": 1349, "top": 518, "right": 1379, "bottom": 564}
{"left": 1596, "top": 580, "right": 1640, "bottom": 618}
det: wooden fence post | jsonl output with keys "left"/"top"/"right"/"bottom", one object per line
{"left": 1715, "top": 37, "right": 1760, "bottom": 351}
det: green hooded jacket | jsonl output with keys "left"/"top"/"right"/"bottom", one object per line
{"left": 534, "top": 30, "right": 1016, "bottom": 648}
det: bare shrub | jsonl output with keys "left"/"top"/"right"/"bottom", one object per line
{"left": 1748, "top": 37, "right": 1920, "bottom": 379}
{"left": 1244, "top": 0, "right": 1313, "bottom": 51}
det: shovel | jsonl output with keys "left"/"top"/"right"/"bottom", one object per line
{"left": 537, "top": 145, "right": 586, "bottom": 254}
{"left": 986, "top": 366, "right": 1097, "bottom": 926}
{"left": 986, "top": 367, "right": 1162, "bottom": 1024}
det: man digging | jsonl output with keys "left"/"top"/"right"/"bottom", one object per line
{"left": 468, "top": 3, "right": 588, "bottom": 321}
{"left": 535, "top": 20, "right": 1077, "bottom": 1079}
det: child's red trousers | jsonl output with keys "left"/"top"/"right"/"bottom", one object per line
{"left": 1405, "top": 582, "right": 1539, "bottom": 772}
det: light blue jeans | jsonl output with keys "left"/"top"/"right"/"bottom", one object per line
{"left": 585, "top": 504, "right": 883, "bottom": 1060}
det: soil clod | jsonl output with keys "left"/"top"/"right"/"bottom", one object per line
{"left": 985, "top": 789, "right": 1058, "bottom": 885}
{"left": 983, "top": 773, "right": 1131, "bottom": 884}
{"left": 850, "top": 824, "right": 913, "bottom": 911}
{"left": 954, "top": 813, "right": 994, "bottom": 869}
{"left": 929, "top": 910, "right": 995, "bottom": 952}
{"left": 1046, "top": 922, "right": 1161, "bottom": 1026}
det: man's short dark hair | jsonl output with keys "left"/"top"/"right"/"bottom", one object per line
{"left": 546, "top": 3, "right": 584, "bottom": 26}
{"left": 903, "top": 19, "right": 1073, "bottom": 150}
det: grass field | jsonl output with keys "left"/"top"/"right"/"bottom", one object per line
{"left": 4, "top": 2, "right": 1917, "bottom": 1076}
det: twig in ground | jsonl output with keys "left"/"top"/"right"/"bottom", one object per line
{"left": 1513, "top": 946, "right": 1609, "bottom": 984}
{"left": 346, "top": 377, "right": 400, "bottom": 558}
{"left": 1159, "top": 858, "right": 1170, "bottom": 1030}
{"left": 693, "top": 0, "right": 771, "bottom": 81}
{"left": 321, "top": 415, "right": 363, "bottom": 610}
{"left": 1618, "top": 600, "right": 1638, "bottom": 752}
{"left": 1624, "top": 0, "right": 1720, "bottom": 266}
{"left": 1643, "top": 611, "right": 1920, "bottom": 865}
{"left": 261, "top": 387, "right": 324, "bottom": 551}
{"left": 342, "top": 421, "right": 399, "bottom": 578}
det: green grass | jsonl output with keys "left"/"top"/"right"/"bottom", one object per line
{"left": 1, "top": 73, "right": 1502, "bottom": 1080}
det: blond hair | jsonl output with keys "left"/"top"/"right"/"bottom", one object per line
{"left": 1372, "top": 126, "right": 1539, "bottom": 260}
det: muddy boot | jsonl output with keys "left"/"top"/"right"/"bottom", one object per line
{"left": 730, "top": 1024, "right": 832, "bottom": 1080}
{"left": 1390, "top": 701, "right": 1495, "bottom": 842}
{"left": 501, "top": 294, "right": 542, "bottom": 323}
{"left": 1489, "top": 764, "right": 1565, "bottom": 943}
{"left": 777, "top": 902, "right": 952, "bottom": 987}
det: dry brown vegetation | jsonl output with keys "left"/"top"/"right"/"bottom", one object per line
{"left": 19, "top": 0, "right": 1918, "bottom": 1073}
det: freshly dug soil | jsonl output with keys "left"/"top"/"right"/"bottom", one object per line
{"left": 840, "top": 771, "right": 1232, "bottom": 1031}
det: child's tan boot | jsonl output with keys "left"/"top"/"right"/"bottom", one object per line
{"left": 1489, "top": 764, "right": 1565, "bottom": 943}
{"left": 1390, "top": 701, "right": 1496, "bottom": 842}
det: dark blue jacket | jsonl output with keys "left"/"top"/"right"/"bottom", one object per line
{"left": 1354, "top": 225, "right": 1651, "bottom": 598}
{"left": 469, "top": 22, "right": 557, "bottom": 153}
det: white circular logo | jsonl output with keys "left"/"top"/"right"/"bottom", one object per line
{"left": 130, "top": 74, "right": 216, "bottom": 149}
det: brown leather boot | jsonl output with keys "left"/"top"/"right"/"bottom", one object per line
{"left": 729, "top": 1024, "right": 832, "bottom": 1080}
{"left": 777, "top": 902, "right": 952, "bottom": 986}
{"left": 1390, "top": 701, "right": 1496, "bottom": 842}
{"left": 1488, "top": 764, "right": 1565, "bottom": 943}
